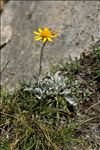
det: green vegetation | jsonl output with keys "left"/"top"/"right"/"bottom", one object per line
{"left": 0, "top": 46, "right": 100, "bottom": 150}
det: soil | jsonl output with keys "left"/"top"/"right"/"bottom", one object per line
{"left": 72, "top": 47, "right": 100, "bottom": 150}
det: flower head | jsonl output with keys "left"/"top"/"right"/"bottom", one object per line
{"left": 33, "top": 27, "right": 58, "bottom": 43}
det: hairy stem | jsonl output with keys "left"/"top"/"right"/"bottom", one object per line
{"left": 38, "top": 42, "right": 46, "bottom": 80}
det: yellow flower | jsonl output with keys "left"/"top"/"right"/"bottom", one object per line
{"left": 33, "top": 27, "right": 58, "bottom": 43}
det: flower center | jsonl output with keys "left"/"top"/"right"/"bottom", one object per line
{"left": 41, "top": 30, "right": 51, "bottom": 38}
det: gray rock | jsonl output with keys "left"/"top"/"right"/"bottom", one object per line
{"left": 1, "top": 1, "right": 100, "bottom": 89}
{"left": 1, "top": 25, "right": 12, "bottom": 47}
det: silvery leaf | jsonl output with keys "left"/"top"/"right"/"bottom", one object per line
{"left": 54, "top": 71, "right": 62, "bottom": 83}
{"left": 65, "top": 97, "right": 77, "bottom": 106}
{"left": 24, "top": 87, "right": 33, "bottom": 92}
{"left": 35, "top": 95, "right": 41, "bottom": 99}
{"left": 34, "top": 88, "right": 42, "bottom": 94}
{"left": 62, "top": 88, "right": 71, "bottom": 95}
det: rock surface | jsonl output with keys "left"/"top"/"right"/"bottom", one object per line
{"left": 1, "top": 1, "right": 100, "bottom": 89}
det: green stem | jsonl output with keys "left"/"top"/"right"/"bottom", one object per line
{"left": 38, "top": 42, "right": 46, "bottom": 80}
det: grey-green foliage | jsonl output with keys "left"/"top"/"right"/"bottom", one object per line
{"left": 23, "top": 71, "right": 76, "bottom": 106}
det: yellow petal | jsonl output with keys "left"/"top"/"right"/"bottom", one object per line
{"left": 47, "top": 37, "right": 53, "bottom": 42}
{"left": 43, "top": 38, "right": 47, "bottom": 43}
{"left": 51, "top": 34, "right": 58, "bottom": 38}
{"left": 35, "top": 37, "right": 42, "bottom": 41}
{"left": 33, "top": 31, "right": 40, "bottom": 35}
{"left": 54, "top": 34, "right": 59, "bottom": 37}
{"left": 44, "top": 27, "right": 49, "bottom": 31}
{"left": 38, "top": 28, "right": 42, "bottom": 33}
{"left": 34, "top": 36, "right": 41, "bottom": 39}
